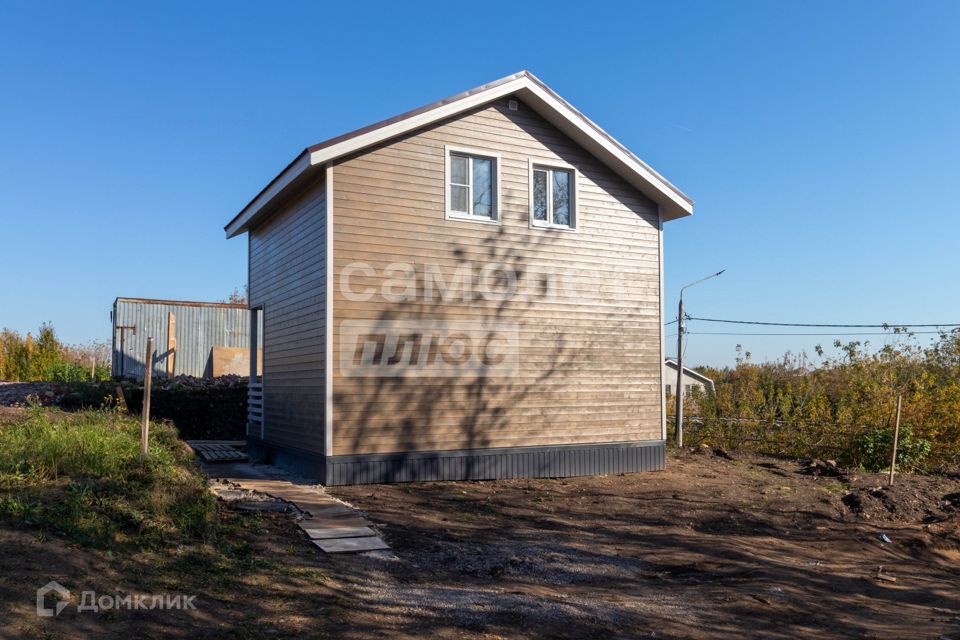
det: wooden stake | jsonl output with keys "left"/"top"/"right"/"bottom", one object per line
{"left": 141, "top": 337, "right": 154, "bottom": 457}
{"left": 888, "top": 395, "right": 902, "bottom": 486}
{"left": 115, "top": 385, "right": 128, "bottom": 412}
{"left": 166, "top": 312, "right": 177, "bottom": 378}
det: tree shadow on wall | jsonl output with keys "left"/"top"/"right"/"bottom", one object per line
{"left": 332, "top": 223, "right": 644, "bottom": 482}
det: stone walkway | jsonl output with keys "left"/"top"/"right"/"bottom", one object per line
{"left": 202, "top": 461, "right": 390, "bottom": 554}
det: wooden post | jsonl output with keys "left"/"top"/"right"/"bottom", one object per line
{"left": 90, "top": 355, "right": 96, "bottom": 381}
{"left": 141, "top": 337, "right": 154, "bottom": 456}
{"left": 888, "top": 395, "right": 903, "bottom": 486}
{"left": 115, "top": 385, "right": 128, "bottom": 412}
{"left": 119, "top": 328, "right": 127, "bottom": 377}
{"left": 166, "top": 312, "right": 176, "bottom": 378}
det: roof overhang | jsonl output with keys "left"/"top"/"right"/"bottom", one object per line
{"left": 225, "top": 71, "right": 694, "bottom": 238}
{"left": 114, "top": 297, "right": 247, "bottom": 309}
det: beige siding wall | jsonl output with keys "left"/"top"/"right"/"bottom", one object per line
{"left": 249, "top": 178, "right": 326, "bottom": 453}
{"left": 332, "top": 97, "right": 662, "bottom": 455}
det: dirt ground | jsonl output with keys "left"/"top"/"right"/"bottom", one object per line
{"left": 3, "top": 444, "right": 959, "bottom": 639}
{"left": 327, "top": 449, "right": 960, "bottom": 639}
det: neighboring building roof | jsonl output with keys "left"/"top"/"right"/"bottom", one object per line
{"left": 114, "top": 297, "right": 247, "bottom": 310}
{"left": 664, "top": 358, "right": 715, "bottom": 390}
{"left": 224, "top": 70, "right": 694, "bottom": 238}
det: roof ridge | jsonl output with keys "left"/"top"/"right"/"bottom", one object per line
{"left": 225, "top": 71, "right": 693, "bottom": 237}
{"left": 306, "top": 71, "right": 530, "bottom": 154}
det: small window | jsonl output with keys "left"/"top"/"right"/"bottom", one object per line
{"left": 665, "top": 384, "right": 672, "bottom": 396}
{"left": 446, "top": 146, "right": 499, "bottom": 222}
{"left": 530, "top": 163, "right": 576, "bottom": 229}
{"left": 685, "top": 384, "right": 692, "bottom": 395}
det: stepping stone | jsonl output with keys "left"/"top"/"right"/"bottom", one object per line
{"left": 234, "top": 479, "right": 292, "bottom": 494}
{"left": 281, "top": 495, "right": 346, "bottom": 509}
{"left": 285, "top": 492, "right": 335, "bottom": 502}
{"left": 274, "top": 484, "right": 333, "bottom": 501}
{"left": 295, "top": 503, "right": 357, "bottom": 518}
{"left": 313, "top": 536, "right": 390, "bottom": 553}
{"left": 302, "top": 516, "right": 370, "bottom": 529}
{"left": 260, "top": 485, "right": 316, "bottom": 502}
{"left": 299, "top": 524, "right": 376, "bottom": 540}
{"left": 234, "top": 501, "right": 291, "bottom": 512}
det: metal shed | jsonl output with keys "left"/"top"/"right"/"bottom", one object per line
{"left": 111, "top": 297, "right": 250, "bottom": 379}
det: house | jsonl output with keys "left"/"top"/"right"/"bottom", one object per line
{"left": 224, "top": 71, "right": 694, "bottom": 485}
{"left": 663, "top": 358, "right": 715, "bottom": 398}
{"left": 111, "top": 297, "right": 255, "bottom": 379}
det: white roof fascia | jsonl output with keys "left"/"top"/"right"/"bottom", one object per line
{"left": 225, "top": 72, "right": 693, "bottom": 237}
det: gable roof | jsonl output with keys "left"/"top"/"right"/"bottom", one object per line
{"left": 224, "top": 71, "right": 694, "bottom": 238}
{"left": 664, "top": 358, "right": 715, "bottom": 387}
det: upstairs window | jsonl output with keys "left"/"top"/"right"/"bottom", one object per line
{"left": 446, "top": 146, "right": 499, "bottom": 223}
{"left": 531, "top": 163, "right": 576, "bottom": 229}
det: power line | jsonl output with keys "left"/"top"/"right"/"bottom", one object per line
{"left": 687, "top": 317, "right": 960, "bottom": 328}
{"left": 687, "top": 330, "right": 945, "bottom": 337}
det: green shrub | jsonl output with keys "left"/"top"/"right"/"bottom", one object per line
{"left": 845, "top": 425, "right": 932, "bottom": 472}
{"left": 45, "top": 361, "right": 111, "bottom": 382}
{"left": 57, "top": 382, "right": 117, "bottom": 410}
{"left": 689, "top": 329, "right": 960, "bottom": 470}
{"left": 0, "top": 407, "right": 217, "bottom": 549}
{"left": 1, "top": 323, "right": 111, "bottom": 382}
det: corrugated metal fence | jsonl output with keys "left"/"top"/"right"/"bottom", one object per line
{"left": 112, "top": 298, "right": 250, "bottom": 378}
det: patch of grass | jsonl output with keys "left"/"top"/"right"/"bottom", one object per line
{"left": 0, "top": 406, "right": 217, "bottom": 549}
{"left": 161, "top": 510, "right": 287, "bottom": 594}
{"left": 818, "top": 481, "right": 846, "bottom": 494}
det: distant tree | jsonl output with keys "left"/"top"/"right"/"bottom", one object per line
{"left": 32, "top": 324, "right": 61, "bottom": 379}
{"left": 224, "top": 286, "right": 248, "bottom": 305}
{"left": 63, "top": 339, "right": 111, "bottom": 369}
{"left": 0, "top": 324, "right": 111, "bottom": 382}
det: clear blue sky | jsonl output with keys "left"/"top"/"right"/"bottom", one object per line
{"left": 1, "top": 1, "right": 957, "bottom": 367}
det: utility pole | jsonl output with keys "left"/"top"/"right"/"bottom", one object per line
{"left": 675, "top": 296, "right": 685, "bottom": 446}
{"left": 674, "top": 270, "right": 725, "bottom": 447}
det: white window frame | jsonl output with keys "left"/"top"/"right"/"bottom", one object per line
{"left": 444, "top": 145, "right": 501, "bottom": 225}
{"left": 528, "top": 158, "right": 578, "bottom": 231}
